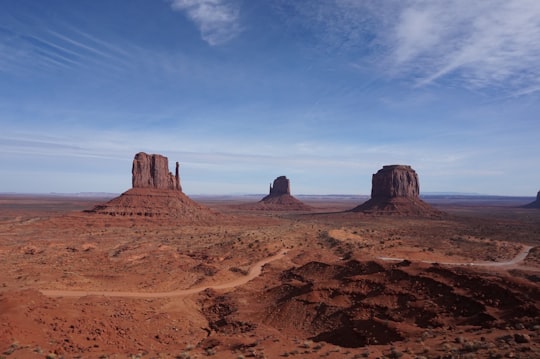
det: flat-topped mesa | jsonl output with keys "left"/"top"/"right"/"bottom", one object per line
{"left": 371, "top": 165, "right": 419, "bottom": 199}
{"left": 352, "top": 164, "right": 443, "bottom": 217}
{"left": 132, "top": 152, "right": 181, "bottom": 191}
{"left": 268, "top": 176, "right": 291, "bottom": 197}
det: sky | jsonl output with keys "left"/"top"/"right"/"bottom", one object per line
{"left": 1, "top": 0, "right": 540, "bottom": 196}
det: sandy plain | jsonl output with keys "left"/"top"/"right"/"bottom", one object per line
{"left": 0, "top": 194, "right": 539, "bottom": 358}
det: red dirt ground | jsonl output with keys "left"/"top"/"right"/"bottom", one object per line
{"left": 0, "top": 194, "right": 539, "bottom": 358}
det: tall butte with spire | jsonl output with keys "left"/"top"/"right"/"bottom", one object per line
{"left": 351, "top": 165, "right": 443, "bottom": 216}
{"left": 131, "top": 152, "right": 181, "bottom": 191}
{"left": 87, "top": 152, "right": 216, "bottom": 221}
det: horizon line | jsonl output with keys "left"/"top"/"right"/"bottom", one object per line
{"left": 0, "top": 191, "right": 536, "bottom": 199}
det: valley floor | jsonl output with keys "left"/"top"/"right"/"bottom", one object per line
{"left": 0, "top": 195, "right": 539, "bottom": 358}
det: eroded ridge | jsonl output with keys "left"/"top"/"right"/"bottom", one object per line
{"left": 258, "top": 259, "right": 540, "bottom": 348}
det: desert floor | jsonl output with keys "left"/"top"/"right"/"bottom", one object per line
{"left": 0, "top": 194, "right": 539, "bottom": 358}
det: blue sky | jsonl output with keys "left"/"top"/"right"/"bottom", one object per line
{"left": 1, "top": 0, "right": 539, "bottom": 196}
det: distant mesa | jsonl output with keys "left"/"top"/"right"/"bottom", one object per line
{"left": 523, "top": 190, "right": 540, "bottom": 209}
{"left": 241, "top": 176, "right": 312, "bottom": 211}
{"left": 87, "top": 152, "right": 216, "bottom": 221}
{"left": 351, "top": 165, "right": 443, "bottom": 216}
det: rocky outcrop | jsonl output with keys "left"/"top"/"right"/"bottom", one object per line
{"left": 371, "top": 165, "right": 419, "bottom": 199}
{"left": 524, "top": 190, "right": 540, "bottom": 208}
{"left": 86, "top": 152, "right": 216, "bottom": 222}
{"left": 239, "top": 176, "right": 312, "bottom": 211}
{"left": 132, "top": 152, "right": 181, "bottom": 191}
{"left": 267, "top": 176, "right": 291, "bottom": 197}
{"left": 352, "top": 165, "right": 442, "bottom": 216}
{"left": 259, "top": 176, "right": 311, "bottom": 210}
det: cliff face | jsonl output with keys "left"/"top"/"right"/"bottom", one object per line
{"left": 371, "top": 165, "right": 419, "bottom": 199}
{"left": 352, "top": 165, "right": 442, "bottom": 217}
{"left": 267, "top": 176, "right": 291, "bottom": 197}
{"left": 132, "top": 152, "right": 181, "bottom": 191}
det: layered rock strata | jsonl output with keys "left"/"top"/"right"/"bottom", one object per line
{"left": 352, "top": 165, "right": 442, "bottom": 216}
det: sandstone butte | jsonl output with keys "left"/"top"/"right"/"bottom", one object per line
{"left": 86, "top": 152, "right": 216, "bottom": 221}
{"left": 524, "top": 190, "right": 540, "bottom": 208}
{"left": 131, "top": 152, "right": 181, "bottom": 191}
{"left": 351, "top": 164, "right": 443, "bottom": 216}
{"left": 242, "top": 176, "right": 312, "bottom": 211}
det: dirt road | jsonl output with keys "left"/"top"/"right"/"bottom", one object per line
{"left": 378, "top": 245, "right": 534, "bottom": 267}
{"left": 38, "top": 244, "right": 537, "bottom": 299}
{"left": 40, "top": 249, "right": 287, "bottom": 298}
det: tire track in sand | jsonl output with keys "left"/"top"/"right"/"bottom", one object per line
{"left": 40, "top": 249, "right": 288, "bottom": 298}
{"left": 378, "top": 245, "right": 535, "bottom": 268}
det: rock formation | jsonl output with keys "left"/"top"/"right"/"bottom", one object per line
{"left": 132, "top": 152, "right": 181, "bottom": 191}
{"left": 260, "top": 176, "right": 312, "bottom": 210}
{"left": 351, "top": 165, "right": 442, "bottom": 216}
{"left": 524, "top": 190, "right": 540, "bottom": 208}
{"left": 240, "top": 176, "right": 312, "bottom": 211}
{"left": 86, "top": 152, "right": 216, "bottom": 221}
{"left": 370, "top": 165, "right": 419, "bottom": 199}
{"left": 267, "top": 176, "right": 291, "bottom": 197}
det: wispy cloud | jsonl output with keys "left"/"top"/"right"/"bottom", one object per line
{"left": 279, "top": 0, "right": 540, "bottom": 96}
{"left": 0, "top": 18, "right": 134, "bottom": 78}
{"left": 389, "top": 0, "right": 540, "bottom": 92}
{"left": 170, "top": 0, "right": 242, "bottom": 45}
